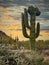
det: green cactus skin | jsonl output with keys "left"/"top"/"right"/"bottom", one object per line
{"left": 22, "top": 6, "right": 40, "bottom": 50}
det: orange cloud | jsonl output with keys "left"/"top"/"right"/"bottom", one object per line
{"left": 1, "top": 14, "right": 21, "bottom": 22}
{"left": 0, "top": 25, "right": 22, "bottom": 30}
{"left": 0, "top": 7, "right": 10, "bottom": 13}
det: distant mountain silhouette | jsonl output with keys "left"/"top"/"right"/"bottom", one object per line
{"left": 0, "top": 31, "right": 14, "bottom": 41}
{"left": 41, "top": 26, "right": 49, "bottom": 31}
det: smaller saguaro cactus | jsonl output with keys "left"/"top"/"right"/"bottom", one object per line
{"left": 22, "top": 6, "right": 41, "bottom": 50}
{"left": 15, "top": 36, "right": 19, "bottom": 42}
{"left": 16, "top": 36, "right": 19, "bottom": 42}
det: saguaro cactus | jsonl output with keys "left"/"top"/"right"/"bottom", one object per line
{"left": 22, "top": 6, "right": 41, "bottom": 50}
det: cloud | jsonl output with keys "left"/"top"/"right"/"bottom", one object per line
{"left": 1, "top": 14, "right": 21, "bottom": 25}
{"left": 0, "top": 0, "right": 49, "bottom": 19}
{"left": 0, "top": 0, "right": 49, "bottom": 31}
{"left": 41, "top": 26, "right": 49, "bottom": 30}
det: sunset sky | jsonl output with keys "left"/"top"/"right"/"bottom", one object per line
{"left": 0, "top": 0, "right": 49, "bottom": 41}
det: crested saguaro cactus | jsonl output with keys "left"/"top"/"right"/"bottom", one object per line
{"left": 22, "top": 6, "right": 41, "bottom": 50}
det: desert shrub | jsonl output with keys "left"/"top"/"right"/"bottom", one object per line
{"left": 36, "top": 40, "right": 49, "bottom": 50}
{"left": 16, "top": 41, "right": 30, "bottom": 49}
{"left": 0, "top": 60, "right": 7, "bottom": 65}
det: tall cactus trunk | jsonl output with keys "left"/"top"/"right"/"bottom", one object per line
{"left": 22, "top": 6, "right": 41, "bottom": 62}
{"left": 30, "top": 15, "right": 35, "bottom": 50}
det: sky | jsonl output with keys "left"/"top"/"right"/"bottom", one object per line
{"left": 0, "top": 0, "right": 49, "bottom": 40}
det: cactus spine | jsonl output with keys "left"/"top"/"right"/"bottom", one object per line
{"left": 22, "top": 6, "right": 40, "bottom": 50}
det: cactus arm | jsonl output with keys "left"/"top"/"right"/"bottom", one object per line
{"left": 35, "top": 22, "right": 40, "bottom": 38}
{"left": 22, "top": 13, "right": 30, "bottom": 38}
{"left": 24, "top": 8, "right": 31, "bottom": 29}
